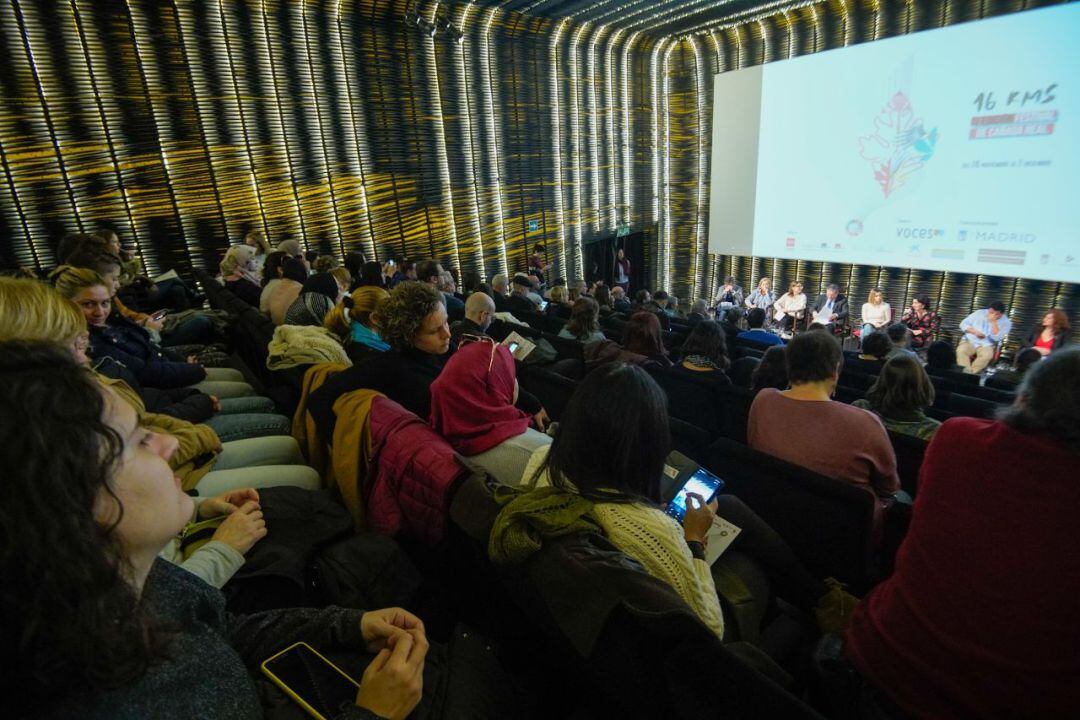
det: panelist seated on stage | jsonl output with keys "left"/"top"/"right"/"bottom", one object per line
{"left": 810, "top": 284, "right": 849, "bottom": 332}
{"left": 956, "top": 301, "right": 1011, "bottom": 375}
{"left": 713, "top": 275, "right": 745, "bottom": 313}
{"left": 773, "top": 281, "right": 807, "bottom": 334}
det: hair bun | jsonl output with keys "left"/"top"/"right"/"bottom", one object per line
{"left": 342, "top": 295, "right": 355, "bottom": 309}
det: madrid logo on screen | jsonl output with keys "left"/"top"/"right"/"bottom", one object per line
{"left": 859, "top": 91, "right": 939, "bottom": 198}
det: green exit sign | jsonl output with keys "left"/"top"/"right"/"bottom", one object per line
{"left": 527, "top": 219, "right": 539, "bottom": 232}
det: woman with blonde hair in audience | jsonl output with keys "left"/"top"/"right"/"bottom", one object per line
{"left": 853, "top": 354, "right": 941, "bottom": 440}
{"left": 559, "top": 297, "right": 605, "bottom": 344}
{"left": 51, "top": 265, "right": 253, "bottom": 398}
{"left": 0, "top": 341, "right": 428, "bottom": 718}
{"left": 325, "top": 285, "right": 391, "bottom": 364}
{"left": 66, "top": 246, "right": 216, "bottom": 349}
{"left": 220, "top": 244, "right": 263, "bottom": 307}
{"left": 545, "top": 284, "right": 572, "bottom": 320}
{"left": 860, "top": 288, "right": 891, "bottom": 347}
{"left": 0, "top": 278, "right": 319, "bottom": 495}
{"left": 243, "top": 229, "right": 271, "bottom": 276}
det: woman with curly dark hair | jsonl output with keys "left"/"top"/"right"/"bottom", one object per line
{"left": 0, "top": 341, "right": 429, "bottom": 719}
{"left": 673, "top": 320, "right": 731, "bottom": 384}
{"left": 307, "top": 281, "right": 452, "bottom": 440}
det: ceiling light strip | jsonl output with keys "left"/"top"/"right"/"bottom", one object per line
{"left": 604, "top": 27, "right": 623, "bottom": 231}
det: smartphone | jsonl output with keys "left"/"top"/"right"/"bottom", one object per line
{"left": 151, "top": 310, "right": 168, "bottom": 321}
{"left": 538, "top": 300, "right": 549, "bottom": 312}
{"left": 261, "top": 642, "right": 360, "bottom": 720}
{"left": 507, "top": 341, "right": 521, "bottom": 353}
{"left": 665, "top": 467, "right": 724, "bottom": 523}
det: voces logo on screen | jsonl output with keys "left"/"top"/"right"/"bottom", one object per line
{"left": 896, "top": 227, "right": 945, "bottom": 240}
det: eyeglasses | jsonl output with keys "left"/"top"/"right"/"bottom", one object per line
{"left": 459, "top": 333, "right": 497, "bottom": 375}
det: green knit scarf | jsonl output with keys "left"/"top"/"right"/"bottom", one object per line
{"left": 488, "top": 485, "right": 602, "bottom": 566}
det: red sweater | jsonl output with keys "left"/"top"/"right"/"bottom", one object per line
{"left": 845, "top": 417, "right": 1080, "bottom": 718}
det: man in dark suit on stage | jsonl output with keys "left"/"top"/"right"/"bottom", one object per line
{"left": 810, "top": 283, "right": 849, "bottom": 334}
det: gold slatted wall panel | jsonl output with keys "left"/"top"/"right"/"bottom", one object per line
{"left": 670, "top": 0, "right": 1077, "bottom": 348}
{"left": 0, "top": 0, "right": 658, "bottom": 286}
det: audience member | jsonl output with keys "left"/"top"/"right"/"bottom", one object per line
{"left": 0, "top": 342, "right": 428, "bottom": 719}
{"left": 673, "top": 321, "right": 731, "bottom": 384}
{"left": 545, "top": 285, "right": 572, "bottom": 319}
{"left": 737, "top": 308, "right": 784, "bottom": 347}
{"left": 308, "top": 282, "right": 451, "bottom": 440}
{"left": 417, "top": 259, "right": 463, "bottom": 313}
{"left": 633, "top": 288, "right": 652, "bottom": 308}
{"left": 643, "top": 291, "right": 672, "bottom": 330}
{"left": 773, "top": 281, "right": 806, "bottom": 334}
{"left": 67, "top": 247, "right": 215, "bottom": 348}
{"left": 490, "top": 363, "right": 857, "bottom": 642}
{"left": 3, "top": 278, "right": 293, "bottom": 444}
{"left": 713, "top": 275, "right": 744, "bottom": 312}
{"left": 559, "top": 297, "right": 605, "bottom": 344}
{"left": 313, "top": 254, "right": 339, "bottom": 273}
{"left": 687, "top": 298, "right": 709, "bottom": 324}
{"left": 490, "top": 273, "right": 510, "bottom": 312}
{"left": 925, "top": 339, "right": 964, "bottom": 376}
{"left": 450, "top": 291, "right": 496, "bottom": 349}
{"left": 507, "top": 273, "right": 539, "bottom": 316}
{"left": 853, "top": 354, "right": 941, "bottom": 440}
{"left": 219, "top": 245, "right": 263, "bottom": 308}
{"left": 748, "top": 331, "right": 899, "bottom": 504}
{"left": 900, "top": 295, "right": 939, "bottom": 350}
{"left": 593, "top": 284, "right": 615, "bottom": 316}
{"left": 719, "top": 306, "right": 743, "bottom": 346}
{"left": 267, "top": 257, "right": 307, "bottom": 326}
{"left": 243, "top": 229, "right": 271, "bottom": 274}
{"left": 622, "top": 311, "right": 671, "bottom": 367}
{"left": 844, "top": 331, "right": 891, "bottom": 375}
{"left": 1021, "top": 307, "right": 1071, "bottom": 356}
{"left": 666, "top": 295, "right": 682, "bottom": 319}
{"left": 52, "top": 266, "right": 252, "bottom": 397}
{"left": 325, "top": 286, "right": 391, "bottom": 364}
{"left": 611, "top": 285, "right": 632, "bottom": 312}
{"left": 750, "top": 346, "right": 788, "bottom": 395}
{"left": 884, "top": 323, "right": 916, "bottom": 359}
{"left": 956, "top": 301, "right": 1011, "bottom": 374}
{"left": 809, "top": 283, "right": 849, "bottom": 332}
{"left": 355, "top": 260, "right": 387, "bottom": 289}
{"left": 744, "top": 277, "right": 774, "bottom": 313}
{"left": 259, "top": 251, "right": 288, "bottom": 313}
{"left": 430, "top": 340, "right": 552, "bottom": 487}
{"left": 342, "top": 251, "right": 367, "bottom": 290}
{"left": 284, "top": 272, "right": 342, "bottom": 327}
{"left": 845, "top": 348, "right": 1080, "bottom": 718}
{"left": 859, "top": 288, "right": 891, "bottom": 343}
{"left": 274, "top": 238, "right": 303, "bottom": 260}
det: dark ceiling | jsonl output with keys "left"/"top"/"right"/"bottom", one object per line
{"left": 467, "top": 0, "right": 797, "bottom": 38}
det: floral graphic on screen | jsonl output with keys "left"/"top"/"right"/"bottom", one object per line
{"left": 859, "top": 91, "right": 938, "bottom": 198}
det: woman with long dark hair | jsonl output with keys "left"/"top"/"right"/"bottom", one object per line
{"left": 489, "top": 363, "right": 855, "bottom": 642}
{"left": 0, "top": 341, "right": 428, "bottom": 718}
{"left": 673, "top": 320, "right": 731, "bottom": 384}
{"left": 559, "top": 297, "right": 605, "bottom": 344}
{"left": 622, "top": 311, "right": 671, "bottom": 366}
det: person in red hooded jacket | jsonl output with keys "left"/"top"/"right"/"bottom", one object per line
{"left": 428, "top": 339, "right": 551, "bottom": 487}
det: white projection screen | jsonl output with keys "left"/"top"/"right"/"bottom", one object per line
{"left": 707, "top": 3, "right": 1080, "bottom": 283}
